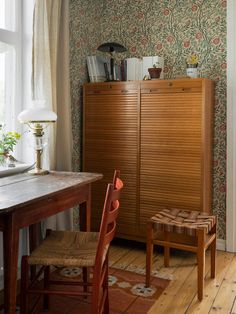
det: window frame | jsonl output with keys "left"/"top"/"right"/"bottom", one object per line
{"left": 1, "top": 0, "right": 38, "bottom": 170}
{"left": 0, "top": 0, "right": 23, "bottom": 155}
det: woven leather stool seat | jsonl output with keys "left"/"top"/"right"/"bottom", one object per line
{"left": 151, "top": 208, "right": 216, "bottom": 236}
{"left": 146, "top": 208, "right": 217, "bottom": 301}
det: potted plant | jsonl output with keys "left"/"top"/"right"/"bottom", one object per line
{"left": 148, "top": 61, "right": 162, "bottom": 79}
{"left": 186, "top": 54, "right": 199, "bottom": 78}
{"left": 0, "top": 125, "right": 21, "bottom": 167}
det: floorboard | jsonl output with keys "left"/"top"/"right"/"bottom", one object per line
{"left": 1, "top": 239, "right": 236, "bottom": 313}
{"left": 111, "top": 239, "right": 236, "bottom": 314}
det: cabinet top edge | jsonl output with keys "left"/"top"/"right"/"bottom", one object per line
{"left": 83, "top": 81, "right": 139, "bottom": 87}
{"left": 84, "top": 78, "right": 214, "bottom": 86}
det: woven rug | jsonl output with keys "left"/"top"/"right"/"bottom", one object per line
{"left": 55, "top": 266, "right": 170, "bottom": 314}
{"left": 5, "top": 266, "right": 170, "bottom": 314}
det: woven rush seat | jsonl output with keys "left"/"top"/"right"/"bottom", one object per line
{"left": 151, "top": 208, "right": 216, "bottom": 236}
{"left": 28, "top": 230, "right": 100, "bottom": 267}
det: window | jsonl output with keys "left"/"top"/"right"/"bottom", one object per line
{"left": 0, "top": 0, "right": 21, "bottom": 147}
{"left": 0, "top": 0, "right": 34, "bottom": 164}
{"left": 0, "top": 0, "right": 16, "bottom": 31}
{"left": 0, "top": 42, "right": 16, "bottom": 127}
{"left": 0, "top": 0, "right": 34, "bottom": 286}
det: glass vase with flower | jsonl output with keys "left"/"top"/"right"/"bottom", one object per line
{"left": 186, "top": 54, "right": 199, "bottom": 78}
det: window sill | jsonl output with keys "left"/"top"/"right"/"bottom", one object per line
{"left": 0, "top": 162, "right": 32, "bottom": 177}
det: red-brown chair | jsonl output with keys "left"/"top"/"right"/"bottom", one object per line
{"left": 20, "top": 170, "right": 123, "bottom": 314}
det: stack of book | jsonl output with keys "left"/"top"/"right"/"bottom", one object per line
{"left": 86, "top": 55, "right": 164, "bottom": 82}
{"left": 86, "top": 56, "right": 110, "bottom": 82}
{"left": 124, "top": 58, "right": 142, "bottom": 81}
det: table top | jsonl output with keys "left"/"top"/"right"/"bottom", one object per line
{"left": 0, "top": 171, "right": 103, "bottom": 213}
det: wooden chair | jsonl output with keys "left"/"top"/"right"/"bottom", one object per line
{"left": 20, "top": 170, "right": 123, "bottom": 314}
{"left": 146, "top": 208, "right": 217, "bottom": 301}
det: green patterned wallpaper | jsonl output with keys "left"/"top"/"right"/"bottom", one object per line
{"left": 69, "top": 0, "right": 226, "bottom": 239}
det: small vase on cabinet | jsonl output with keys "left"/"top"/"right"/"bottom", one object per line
{"left": 186, "top": 64, "right": 198, "bottom": 78}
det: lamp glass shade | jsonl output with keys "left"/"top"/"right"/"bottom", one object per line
{"left": 18, "top": 105, "right": 57, "bottom": 124}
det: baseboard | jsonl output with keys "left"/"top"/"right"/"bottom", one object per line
{"left": 216, "top": 238, "right": 226, "bottom": 251}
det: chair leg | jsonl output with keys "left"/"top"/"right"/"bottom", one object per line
{"left": 83, "top": 267, "right": 89, "bottom": 296}
{"left": 164, "top": 231, "right": 170, "bottom": 267}
{"left": 103, "top": 257, "right": 109, "bottom": 314}
{"left": 197, "top": 229, "right": 206, "bottom": 301}
{"left": 146, "top": 221, "right": 154, "bottom": 287}
{"left": 91, "top": 280, "right": 100, "bottom": 314}
{"left": 20, "top": 256, "right": 29, "bottom": 314}
{"left": 43, "top": 266, "right": 50, "bottom": 310}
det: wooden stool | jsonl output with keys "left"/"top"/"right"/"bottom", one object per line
{"left": 146, "top": 208, "right": 217, "bottom": 301}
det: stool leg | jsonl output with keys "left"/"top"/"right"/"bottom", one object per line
{"left": 146, "top": 222, "right": 154, "bottom": 287}
{"left": 164, "top": 231, "right": 170, "bottom": 267}
{"left": 197, "top": 229, "right": 205, "bottom": 301}
{"left": 210, "top": 224, "right": 217, "bottom": 279}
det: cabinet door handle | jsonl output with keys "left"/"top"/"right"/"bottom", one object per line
{"left": 121, "top": 89, "right": 128, "bottom": 93}
{"left": 168, "top": 82, "right": 173, "bottom": 87}
{"left": 93, "top": 90, "right": 101, "bottom": 94}
{"left": 150, "top": 89, "right": 159, "bottom": 93}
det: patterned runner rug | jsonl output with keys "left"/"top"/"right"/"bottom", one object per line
{"left": 6, "top": 266, "right": 170, "bottom": 314}
{"left": 56, "top": 266, "right": 170, "bottom": 314}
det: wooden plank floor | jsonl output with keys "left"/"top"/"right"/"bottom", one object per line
{"left": 109, "top": 239, "right": 236, "bottom": 314}
{"left": 0, "top": 239, "right": 235, "bottom": 313}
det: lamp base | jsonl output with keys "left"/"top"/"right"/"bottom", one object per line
{"left": 28, "top": 168, "right": 49, "bottom": 175}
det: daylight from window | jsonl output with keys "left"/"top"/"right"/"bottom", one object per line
{"left": 0, "top": 50, "right": 4, "bottom": 125}
{"left": 0, "top": 0, "right": 15, "bottom": 31}
{"left": 0, "top": 0, "right": 5, "bottom": 30}
{"left": 0, "top": 0, "right": 17, "bottom": 130}
{"left": 0, "top": 42, "right": 16, "bottom": 128}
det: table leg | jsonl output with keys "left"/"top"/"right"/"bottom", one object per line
{"left": 3, "top": 214, "right": 20, "bottom": 314}
{"left": 79, "top": 184, "right": 91, "bottom": 232}
{"left": 29, "top": 223, "right": 41, "bottom": 280}
{"left": 29, "top": 223, "right": 40, "bottom": 252}
{"left": 79, "top": 184, "right": 91, "bottom": 294}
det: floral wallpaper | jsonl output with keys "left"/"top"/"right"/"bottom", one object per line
{"left": 69, "top": 0, "right": 226, "bottom": 239}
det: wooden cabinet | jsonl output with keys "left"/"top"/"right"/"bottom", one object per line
{"left": 83, "top": 79, "right": 214, "bottom": 241}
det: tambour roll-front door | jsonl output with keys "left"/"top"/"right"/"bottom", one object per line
{"left": 140, "top": 81, "right": 204, "bottom": 233}
{"left": 83, "top": 82, "right": 139, "bottom": 237}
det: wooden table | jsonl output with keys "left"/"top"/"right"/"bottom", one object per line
{"left": 0, "top": 171, "right": 103, "bottom": 314}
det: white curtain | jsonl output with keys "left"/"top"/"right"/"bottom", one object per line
{"left": 32, "top": 0, "right": 73, "bottom": 230}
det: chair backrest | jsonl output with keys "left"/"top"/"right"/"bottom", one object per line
{"left": 94, "top": 170, "right": 123, "bottom": 273}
